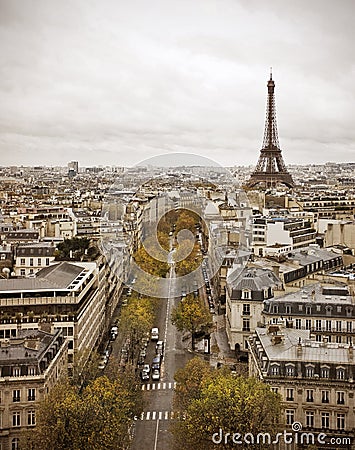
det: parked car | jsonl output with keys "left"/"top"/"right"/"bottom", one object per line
{"left": 140, "top": 369, "right": 149, "bottom": 381}
{"left": 140, "top": 363, "right": 150, "bottom": 381}
{"left": 152, "top": 355, "right": 161, "bottom": 370}
{"left": 155, "top": 340, "right": 164, "bottom": 356}
{"left": 151, "top": 327, "right": 159, "bottom": 341}
{"left": 151, "top": 369, "right": 160, "bottom": 381}
{"left": 142, "top": 364, "right": 150, "bottom": 374}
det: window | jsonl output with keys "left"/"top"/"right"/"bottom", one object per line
{"left": 273, "top": 305, "right": 279, "bottom": 314}
{"left": 271, "top": 387, "right": 278, "bottom": 394}
{"left": 326, "top": 306, "right": 332, "bottom": 316}
{"left": 295, "top": 319, "right": 301, "bottom": 330}
{"left": 347, "top": 322, "right": 352, "bottom": 332}
{"left": 46, "top": 258, "right": 50, "bottom": 266}
{"left": 306, "top": 306, "right": 312, "bottom": 315}
{"left": 12, "top": 411, "right": 21, "bottom": 427}
{"left": 337, "top": 413, "right": 345, "bottom": 430}
{"left": 29, "top": 258, "right": 33, "bottom": 266}
{"left": 37, "top": 258, "right": 41, "bottom": 266}
{"left": 321, "top": 367, "right": 329, "bottom": 378}
{"left": 286, "top": 365, "right": 295, "bottom": 376}
{"left": 336, "top": 335, "right": 342, "bottom": 343}
{"left": 271, "top": 365, "right": 279, "bottom": 376}
{"left": 306, "top": 411, "right": 314, "bottom": 428}
{"left": 322, "top": 390, "right": 329, "bottom": 403}
{"left": 336, "top": 321, "right": 342, "bottom": 332}
{"left": 13, "top": 368, "right": 20, "bottom": 376}
{"left": 242, "top": 319, "right": 250, "bottom": 332}
{"left": 242, "top": 290, "right": 251, "bottom": 299}
{"left": 321, "top": 412, "right": 330, "bottom": 429}
{"left": 326, "top": 320, "right": 332, "bottom": 331}
{"left": 20, "top": 269, "right": 26, "bottom": 276}
{"left": 337, "top": 306, "right": 342, "bottom": 313}
{"left": 28, "top": 388, "right": 36, "bottom": 401}
{"left": 20, "top": 258, "right": 25, "bottom": 266}
{"left": 305, "top": 319, "right": 312, "bottom": 330}
{"left": 306, "top": 389, "right": 314, "bottom": 402}
{"left": 337, "top": 368, "right": 345, "bottom": 380}
{"left": 27, "top": 409, "right": 36, "bottom": 426}
{"left": 337, "top": 391, "right": 345, "bottom": 405}
{"left": 298, "top": 304, "right": 303, "bottom": 311}
{"left": 286, "top": 388, "right": 294, "bottom": 401}
{"left": 12, "top": 390, "right": 20, "bottom": 402}
{"left": 286, "top": 410, "right": 295, "bottom": 426}
{"left": 28, "top": 367, "right": 35, "bottom": 375}
{"left": 315, "top": 320, "right": 322, "bottom": 331}
{"left": 306, "top": 366, "right": 314, "bottom": 377}
{"left": 12, "top": 438, "right": 20, "bottom": 450}
{"left": 242, "top": 304, "right": 250, "bottom": 316}
{"left": 285, "top": 305, "right": 291, "bottom": 314}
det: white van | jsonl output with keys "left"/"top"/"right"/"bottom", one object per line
{"left": 151, "top": 327, "right": 159, "bottom": 341}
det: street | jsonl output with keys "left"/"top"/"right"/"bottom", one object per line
{"left": 131, "top": 265, "right": 193, "bottom": 450}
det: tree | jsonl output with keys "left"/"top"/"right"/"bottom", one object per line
{"left": 119, "top": 296, "right": 154, "bottom": 364}
{"left": 30, "top": 376, "right": 142, "bottom": 450}
{"left": 171, "top": 294, "right": 211, "bottom": 350}
{"left": 172, "top": 359, "right": 282, "bottom": 450}
{"left": 134, "top": 237, "right": 169, "bottom": 278}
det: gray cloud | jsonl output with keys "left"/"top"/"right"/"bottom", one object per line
{"left": 0, "top": 0, "right": 354, "bottom": 167}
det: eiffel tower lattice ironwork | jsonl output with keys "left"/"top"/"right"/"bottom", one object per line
{"left": 247, "top": 70, "right": 294, "bottom": 189}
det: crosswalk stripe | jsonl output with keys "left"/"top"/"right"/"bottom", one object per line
{"left": 140, "top": 382, "right": 177, "bottom": 391}
{"left": 137, "top": 410, "right": 186, "bottom": 421}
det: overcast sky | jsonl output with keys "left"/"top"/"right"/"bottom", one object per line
{"left": 0, "top": 0, "right": 354, "bottom": 168}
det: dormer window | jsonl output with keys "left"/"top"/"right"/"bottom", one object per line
{"left": 286, "top": 364, "right": 295, "bottom": 376}
{"left": 306, "top": 365, "right": 314, "bottom": 377}
{"left": 336, "top": 368, "right": 345, "bottom": 380}
{"left": 271, "top": 365, "right": 280, "bottom": 376}
{"left": 242, "top": 290, "right": 251, "bottom": 300}
{"left": 306, "top": 305, "right": 312, "bottom": 315}
{"left": 285, "top": 305, "right": 291, "bottom": 314}
{"left": 321, "top": 366, "right": 330, "bottom": 378}
{"left": 326, "top": 306, "right": 332, "bottom": 316}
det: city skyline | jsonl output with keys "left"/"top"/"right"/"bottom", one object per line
{"left": 0, "top": 0, "right": 354, "bottom": 168}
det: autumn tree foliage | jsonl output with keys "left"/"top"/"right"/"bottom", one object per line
{"left": 171, "top": 294, "right": 211, "bottom": 350}
{"left": 119, "top": 296, "right": 154, "bottom": 363}
{"left": 172, "top": 358, "right": 282, "bottom": 450}
{"left": 29, "top": 376, "right": 142, "bottom": 450}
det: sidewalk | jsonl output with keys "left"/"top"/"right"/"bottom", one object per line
{"left": 210, "top": 313, "right": 236, "bottom": 366}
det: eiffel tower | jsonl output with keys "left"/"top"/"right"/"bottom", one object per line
{"left": 247, "top": 70, "right": 294, "bottom": 189}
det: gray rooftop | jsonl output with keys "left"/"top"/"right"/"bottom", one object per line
{"left": 227, "top": 266, "right": 281, "bottom": 291}
{"left": 255, "top": 327, "right": 354, "bottom": 364}
{"left": 0, "top": 262, "right": 87, "bottom": 293}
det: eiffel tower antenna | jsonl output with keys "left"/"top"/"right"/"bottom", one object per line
{"left": 247, "top": 71, "right": 294, "bottom": 189}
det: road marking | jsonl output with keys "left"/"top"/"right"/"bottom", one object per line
{"left": 141, "top": 382, "right": 176, "bottom": 391}
{"left": 139, "top": 411, "right": 182, "bottom": 421}
{"left": 154, "top": 418, "right": 160, "bottom": 450}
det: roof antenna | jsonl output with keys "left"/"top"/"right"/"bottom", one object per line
{"left": 270, "top": 66, "right": 273, "bottom": 80}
